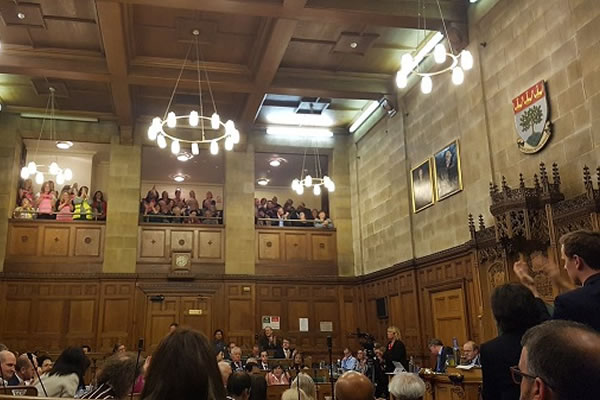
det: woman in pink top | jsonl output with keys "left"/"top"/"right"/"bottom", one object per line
{"left": 36, "top": 181, "right": 55, "bottom": 219}
{"left": 266, "top": 364, "right": 290, "bottom": 386}
{"left": 56, "top": 191, "right": 73, "bottom": 221}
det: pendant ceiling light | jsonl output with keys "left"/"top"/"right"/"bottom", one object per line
{"left": 395, "top": 0, "right": 474, "bottom": 94}
{"left": 147, "top": 29, "right": 240, "bottom": 159}
{"left": 291, "top": 146, "right": 335, "bottom": 196}
{"left": 19, "top": 87, "right": 73, "bottom": 185}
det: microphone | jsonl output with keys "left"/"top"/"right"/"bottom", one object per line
{"left": 327, "top": 336, "right": 334, "bottom": 400}
{"left": 27, "top": 353, "right": 48, "bottom": 397}
{"left": 130, "top": 338, "right": 144, "bottom": 400}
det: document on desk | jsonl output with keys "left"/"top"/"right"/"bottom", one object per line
{"left": 456, "top": 364, "right": 476, "bottom": 370}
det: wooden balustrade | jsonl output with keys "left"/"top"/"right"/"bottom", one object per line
{"left": 256, "top": 226, "right": 337, "bottom": 275}
{"left": 5, "top": 219, "right": 105, "bottom": 271}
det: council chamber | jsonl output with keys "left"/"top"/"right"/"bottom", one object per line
{"left": 0, "top": 0, "right": 599, "bottom": 400}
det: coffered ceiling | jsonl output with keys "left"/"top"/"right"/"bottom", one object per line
{"left": 0, "top": 0, "right": 468, "bottom": 143}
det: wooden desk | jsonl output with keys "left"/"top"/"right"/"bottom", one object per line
{"left": 420, "top": 368, "right": 482, "bottom": 400}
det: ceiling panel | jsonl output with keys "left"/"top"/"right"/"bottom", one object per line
{"left": 141, "top": 146, "right": 225, "bottom": 184}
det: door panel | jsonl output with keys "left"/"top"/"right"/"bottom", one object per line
{"left": 180, "top": 296, "right": 212, "bottom": 337}
{"left": 431, "top": 288, "right": 468, "bottom": 346}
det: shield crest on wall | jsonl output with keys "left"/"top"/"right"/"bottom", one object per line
{"left": 512, "top": 80, "right": 552, "bottom": 154}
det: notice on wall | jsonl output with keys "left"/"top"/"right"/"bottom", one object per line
{"left": 262, "top": 316, "right": 281, "bottom": 330}
{"left": 299, "top": 318, "right": 309, "bottom": 332}
{"left": 320, "top": 321, "right": 333, "bottom": 332}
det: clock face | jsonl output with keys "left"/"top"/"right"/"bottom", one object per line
{"left": 175, "top": 255, "right": 188, "bottom": 267}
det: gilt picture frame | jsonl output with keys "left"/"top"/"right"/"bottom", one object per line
{"left": 410, "top": 158, "right": 435, "bottom": 213}
{"left": 433, "top": 140, "right": 463, "bottom": 201}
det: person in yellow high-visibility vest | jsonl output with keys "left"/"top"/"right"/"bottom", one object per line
{"left": 73, "top": 185, "right": 93, "bottom": 220}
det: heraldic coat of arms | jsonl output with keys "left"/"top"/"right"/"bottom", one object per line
{"left": 512, "top": 80, "right": 552, "bottom": 154}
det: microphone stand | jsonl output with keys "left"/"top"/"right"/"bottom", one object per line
{"left": 130, "top": 338, "right": 144, "bottom": 400}
{"left": 327, "top": 336, "right": 334, "bottom": 400}
{"left": 27, "top": 353, "right": 48, "bottom": 397}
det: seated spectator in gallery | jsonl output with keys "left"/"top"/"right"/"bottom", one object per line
{"left": 271, "top": 196, "right": 281, "bottom": 209}
{"left": 142, "top": 199, "right": 160, "bottom": 223}
{"left": 202, "top": 191, "right": 214, "bottom": 210}
{"left": 18, "top": 178, "right": 34, "bottom": 206}
{"left": 34, "top": 347, "right": 87, "bottom": 398}
{"left": 73, "top": 186, "right": 93, "bottom": 220}
{"left": 388, "top": 372, "right": 426, "bottom": 400}
{"left": 230, "top": 347, "right": 244, "bottom": 372}
{"left": 36, "top": 181, "right": 56, "bottom": 219}
{"left": 311, "top": 208, "right": 319, "bottom": 220}
{"left": 92, "top": 191, "right": 107, "bottom": 221}
{"left": 314, "top": 210, "right": 334, "bottom": 228}
{"left": 8, "top": 353, "right": 36, "bottom": 386}
{"left": 227, "top": 372, "right": 251, "bottom": 400}
{"left": 275, "top": 207, "right": 289, "bottom": 226}
{"left": 81, "top": 352, "right": 141, "bottom": 400}
{"left": 341, "top": 348, "right": 357, "bottom": 372}
{"left": 14, "top": 197, "right": 35, "bottom": 219}
{"left": 171, "top": 189, "right": 186, "bottom": 223}
{"left": 37, "top": 354, "right": 53, "bottom": 375}
{"left": 56, "top": 191, "right": 74, "bottom": 222}
{"left": 203, "top": 207, "right": 219, "bottom": 224}
{"left": 291, "top": 372, "right": 316, "bottom": 400}
{"left": 462, "top": 341, "right": 480, "bottom": 366}
{"left": 258, "top": 326, "right": 280, "bottom": 351}
{"left": 481, "top": 283, "right": 549, "bottom": 400}
{"left": 355, "top": 349, "right": 368, "bottom": 375}
{"left": 259, "top": 351, "right": 270, "bottom": 371}
{"left": 283, "top": 199, "right": 294, "bottom": 213}
{"left": 335, "top": 371, "right": 374, "bottom": 400}
{"left": 264, "top": 200, "right": 277, "bottom": 220}
{"left": 187, "top": 191, "right": 200, "bottom": 220}
{"left": 158, "top": 191, "right": 173, "bottom": 222}
{"left": 141, "top": 329, "right": 226, "bottom": 400}
{"left": 274, "top": 338, "right": 294, "bottom": 359}
{"left": 266, "top": 364, "right": 289, "bottom": 386}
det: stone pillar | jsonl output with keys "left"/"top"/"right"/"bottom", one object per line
{"left": 102, "top": 141, "right": 141, "bottom": 273}
{"left": 330, "top": 136, "right": 354, "bottom": 276}
{"left": 0, "top": 116, "right": 22, "bottom": 272}
{"left": 224, "top": 146, "right": 255, "bottom": 274}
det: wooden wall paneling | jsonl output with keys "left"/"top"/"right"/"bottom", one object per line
{"left": 285, "top": 232, "right": 308, "bottom": 262}
{"left": 7, "top": 224, "right": 38, "bottom": 256}
{"left": 145, "top": 296, "right": 179, "bottom": 352}
{"left": 257, "top": 231, "right": 281, "bottom": 262}
{"left": 42, "top": 226, "right": 71, "bottom": 256}
{"left": 225, "top": 282, "right": 256, "bottom": 349}
{"left": 139, "top": 227, "right": 167, "bottom": 260}
{"left": 197, "top": 229, "right": 223, "bottom": 261}
{"left": 132, "top": 285, "right": 148, "bottom": 353}
{"left": 74, "top": 226, "right": 103, "bottom": 257}
{"left": 170, "top": 229, "right": 194, "bottom": 253}
{"left": 97, "top": 281, "right": 135, "bottom": 352}
{"left": 64, "top": 283, "right": 100, "bottom": 349}
{"left": 311, "top": 232, "right": 336, "bottom": 262}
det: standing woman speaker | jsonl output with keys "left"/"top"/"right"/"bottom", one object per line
{"left": 383, "top": 326, "right": 408, "bottom": 372}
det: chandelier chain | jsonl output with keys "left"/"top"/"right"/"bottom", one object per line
{"left": 197, "top": 45, "right": 218, "bottom": 115}
{"left": 195, "top": 37, "right": 206, "bottom": 140}
{"left": 163, "top": 41, "right": 193, "bottom": 121}
{"left": 435, "top": 0, "right": 453, "bottom": 55}
{"left": 33, "top": 90, "right": 53, "bottom": 159}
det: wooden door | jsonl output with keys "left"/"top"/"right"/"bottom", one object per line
{"left": 179, "top": 296, "right": 212, "bottom": 337}
{"left": 430, "top": 288, "right": 468, "bottom": 346}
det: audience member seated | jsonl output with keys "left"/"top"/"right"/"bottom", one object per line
{"left": 168, "top": 322, "right": 178, "bottom": 334}
{"left": 250, "top": 344, "right": 260, "bottom": 359}
{"left": 259, "top": 351, "right": 270, "bottom": 371}
{"left": 140, "top": 187, "right": 223, "bottom": 224}
{"left": 158, "top": 191, "right": 173, "bottom": 222}
{"left": 112, "top": 343, "right": 126, "bottom": 354}
{"left": 8, "top": 354, "right": 35, "bottom": 386}
{"left": 384, "top": 326, "right": 408, "bottom": 372}
{"left": 243, "top": 358, "right": 260, "bottom": 374}
{"left": 81, "top": 352, "right": 141, "bottom": 399}
{"left": 282, "top": 388, "right": 309, "bottom": 400}
{"left": 291, "top": 372, "right": 316, "bottom": 400}
{"left": 37, "top": 354, "right": 53, "bottom": 375}
{"left": 18, "top": 178, "right": 34, "bottom": 207}
{"left": 56, "top": 191, "right": 74, "bottom": 221}
{"left": 274, "top": 338, "right": 294, "bottom": 359}
{"left": 427, "top": 339, "right": 453, "bottom": 373}
{"left": 202, "top": 191, "right": 214, "bottom": 210}
{"left": 292, "top": 352, "right": 306, "bottom": 371}
{"left": 249, "top": 374, "right": 267, "bottom": 400}
{"left": 266, "top": 364, "right": 289, "bottom": 386}
{"left": 314, "top": 210, "right": 334, "bottom": 229}
{"left": 73, "top": 186, "right": 94, "bottom": 220}
{"left": 227, "top": 371, "right": 251, "bottom": 400}
{"left": 0, "top": 350, "right": 17, "bottom": 386}
{"left": 226, "top": 342, "right": 237, "bottom": 360}
{"left": 92, "top": 191, "right": 107, "bottom": 221}
{"left": 218, "top": 361, "right": 232, "bottom": 389}
{"left": 481, "top": 283, "right": 549, "bottom": 400}
{"left": 355, "top": 350, "right": 368, "bottom": 375}
{"left": 13, "top": 197, "right": 35, "bottom": 219}
{"left": 141, "top": 329, "right": 226, "bottom": 400}
{"left": 335, "top": 371, "right": 374, "bottom": 400}
{"left": 258, "top": 326, "right": 280, "bottom": 352}
{"left": 230, "top": 346, "right": 244, "bottom": 372}
{"left": 36, "top": 181, "right": 56, "bottom": 219}
{"left": 34, "top": 346, "right": 87, "bottom": 398}
{"left": 462, "top": 340, "right": 480, "bottom": 366}
{"left": 516, "top": 320, "right": 600, "bottom": 400}
{"left": 341, "top": 348, "right": 357, "bottom": 372}
{"left": 388, "top": 372, "right": 426, "bottom": 400}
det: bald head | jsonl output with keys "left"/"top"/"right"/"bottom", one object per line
{"left": 0, "top": 350, "right": 17, "bottom": 380}
{"left": 335, "top": 371, "right": 374, "bottom": 400}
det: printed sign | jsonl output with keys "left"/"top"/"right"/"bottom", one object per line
{"left": 262, "top": 316, "right": 280, "bottom": 330}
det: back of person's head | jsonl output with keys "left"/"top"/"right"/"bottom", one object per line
{"left": 218, "top": 361, "right": 232, "bottom": 387}
{"left": 249, "top": 374, "right": 267, "bottom": 400}
{"left": 227, "top": 371, "right": 252, "bottom": 398}
{"left": 334, "top": 371, "right": 374, "bottom": 400}
{"left": 97, "top": 352, "right": 141, "bottom": 399}
{"left": 491, "top": 283, "right": 547, "bottom": 333}
{"left": 50, "top": 346, "right": 87, "bottom": 384}
{"left": 521, "top": 320, "right": 600, "bottom": 400}
{"left": 0, "top": 343, "right": 7, "bottom": 352}
{"left": 291, "top": 372, "right": 316, "bottom": 400}
{"left": 389, "top": 372, "right": 426, "bottom": 400}
{"left": 282, "top": 388, "right": 309, "bottom": 400}
{"left": 141, "top": 329, "right": 225, "bottom": 400}
{"left": 560, "top": 230, "right": 600, "bottom": 270}
{"left": 16, "top": 353, "right": 32, "bottom": 371}
{"left": 427, "top": 338, "right": 443, "bottom": 347}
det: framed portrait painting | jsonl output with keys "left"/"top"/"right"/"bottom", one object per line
{"left": 410, "top": 158, "right": 434, "bottom": 213}
{"left": 433, "top": 140, "right": 463, "bottom": 201}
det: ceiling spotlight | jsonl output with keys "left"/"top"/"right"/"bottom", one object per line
{"left": 177, "top": 152, "right": 193, "bottom": 162}
{"left": 269, "top": 159, "right": 281, "bottom": 167}
{"left": 350, "top": 42, "right": 358, "bottom": 49}
{"left": 56, "top": 141, "right": 73, "bottom": 150}
{"left": 17, "top": 12, "right": 25, "bottom": 20}
{"left": 173, "top": 174, "right": 186, "bottom": 183}
{"left": 257, "top": 178, "right": 269, "bottom": 186}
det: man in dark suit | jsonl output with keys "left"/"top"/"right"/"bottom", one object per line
{"left": 427, "top": 339, "right": 453, "bottom": 373}
{"left": 553, "top": 230, "right": 600, "bottom": 331}
{"left": 274, "top": 338, "right": 294, "bottom": 359}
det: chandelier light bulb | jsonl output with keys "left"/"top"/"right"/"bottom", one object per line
{"left": 49, "top": 162, "right": 59, "bottom": 175}
{"left": 147, "top": 125, "right": 158, "bottom": 141}
{"left": 461, "top": 50, "right": 474, "bottom": 71}
{"left": 452, "top": 67, "right": 465, "bottom": 85}
{"left": 231, "top": 128, "right": 240, "bottom": 144}
{"left": 20, "top": 166, "right": 29, "bottom": 180}
{"left": 191, "top": 142, "right": 200, "bottom": 155}
{"left": 433, "top": 43, "right": 447, "bottom": 64}
{"left": 421, "top": 76, "right": 433, "bottom": 94}
{"left": 210, "top": 140, "right": 219, "bottom": 155}
{"left": 189, "top": 111, "right": 199, "bottom": 127}
{"left": 35, "top": 171, "right": 44, "bottom": 185}
{"left": 211, "top": 113, "right": 220, "bottom": 130}
{"left": 171, "top": 139, "right": 180, "bottom": 155}
{"left": 291, "top": 179, "right": 299, "bottom": 190}
{"left": 64, "top": 168, "right": 73, "bottom": 181}
{"left": 167, "top": 112, "right": 177, "bottom": 128}
{"left": 401, "top": 53, "right": 414, "bottom": 71}
{"left": 305, "top": 175, "right": 313, "bottom": 187}
{"left": 27, "top": 161, "right": 37, "bottom": 175}
{"left": 224, "top": 136, "right": 234, "bottom": 151}
{"left": 225, "top": 120, "right": 235, "bottom": 136}
{"left": 328, "top": 181, "right": 336, "bottom": 192}
{"left": 56, "top": 173, "right": 65, "bottom": 185}
{"left": 157, "top": 134, "right": 167, "bottom": 149}
{"left": 396, "top": 71, "right": 408, "bottom": 89}
{"left": 323, "top": 176, "right": 331, "bottom": 186}
{"left": 296, "top": 185, "right": 304, "bottom": 195}
{"left": 313, "top": 185, "right": 321, "bottom": 196}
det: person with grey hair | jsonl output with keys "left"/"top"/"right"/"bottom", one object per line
{"left": 0, "top": 350, "right": 17, "bottom": 386}
{"left": 515, "top": 320, "right": 600, "bottom": 400}
{"left": 388, "top": 373, "right": 426, "bottom": 400}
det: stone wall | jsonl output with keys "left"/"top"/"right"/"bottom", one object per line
{"left": 351, "top": 0, "right": 600, "bottom": 272}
